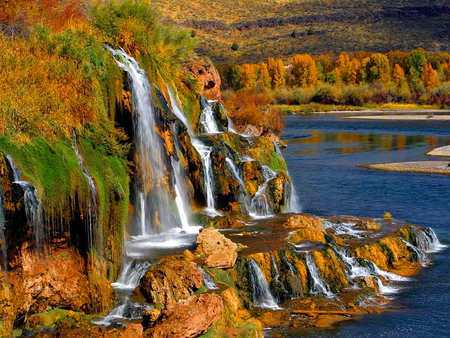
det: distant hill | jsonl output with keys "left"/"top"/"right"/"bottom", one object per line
{"left": 152, "top": 0, "right": 450, "bottom": 65}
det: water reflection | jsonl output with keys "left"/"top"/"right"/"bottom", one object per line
{"left": 292, "top": 131, "right": 441, "bottom": 155}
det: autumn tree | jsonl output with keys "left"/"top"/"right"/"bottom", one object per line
{"left": 361, "top": 53, "right": 391, "bottom": 84}
{"left": 422, "top": 63, "right": 439, "bottom": 90}
{"left": 241, "top": 63, "right": 259, "bottom": 89}
{"left": 333, "top": 52, "right": 361, "bottom": 84}
{"left": 258, "top": 62, "right": 272, "bottom": 89}
{"left": 290, "top": 53, "right": 318, "bottom": 87}
{"left": 267, "top": 57, "right": 286, "bottom": 89}
{"left": 392, "top": 64, "right": 407, "bottom": 87}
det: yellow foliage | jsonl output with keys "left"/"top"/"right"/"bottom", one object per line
{"left": 422, "top": 63, "right": 439, "bottom": 90}
{"left": 267, "top": 57, "right": 286, "bottom": 89}
{"left": 392, "top": 64, "right": 407, "bottom": 87}
{"left": 334, "top": 53, "right": 362, "bottom": 84}
{"left": 291, "top": 53, "right": 318, "bottom": 88}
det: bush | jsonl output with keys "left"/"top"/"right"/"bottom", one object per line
{"left": 222, "top": 89, "right": 285, "bottom": 135}
{"left": 231, "top": 42, "right": 239, "bottom": 51}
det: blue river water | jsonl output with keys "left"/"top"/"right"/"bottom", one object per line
{"left": 280, "top": 113, "right": 450, "bottom": 337}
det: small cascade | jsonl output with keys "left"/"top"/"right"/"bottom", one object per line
{"left": 412, "top": 227, "right": 444, "bottom": 253}
{"left": 270, "top": 254, "right": 280, "bottom": 282}
{"left": 171, "top": 157, "right": 190, "bottom": 230}
{"left": 108, "top": 47, "right": 178, "bottom": 235}
{"left": 167, "top": 86, "right": 191, "bottom": 134}
{"left": 6, "top": 154, "right": 44, "bottom": 248}
{"left": 199, "top": 97, "right": 220, "bottom": 134}
{"left": 401, "top": 239, "right": 428, "bottom": 265}
{"left": 192, "top": 139, "right": 221, "bottom": 216}
{"left": 281, "top": 256, "right": 303, "bottom": 299}
{"left": 248, "top": 259, "right": 279, "bottom": 309}
{"left": 112, "top": 259, "right": 152, "bottom": 290}
{"left": 305, "top": 253, "right": 334, "bottom": 298}
{"left": 0, "top": 186, "right": 6, "bottom": 270}
{"left": 322, "top": 220, "right": 364, "bottom": 238}
{"left": 333, "top": 247, "right": 371, "bottom": 279}
{"left": 199, "top": 266, "right": 219, "bottom": 290}
{"left": 249, "top": 166, "right": 278, "bottom": 218}
{"left": 73, "top": 130, "right": 100, "bottom": 252}
{"left": 94, "top": 259, "right": 152, "bottom": 326}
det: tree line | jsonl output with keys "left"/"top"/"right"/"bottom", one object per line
{"left": 219, "top": 50, "right": 450, "bottom": 107}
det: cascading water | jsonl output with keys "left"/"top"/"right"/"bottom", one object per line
{"left": 0, "top": 186, "right": 6, "bottom": 270}
{"left": 199, "top": 97, "right": 220, "bottom": 134}
{"left": 249, "top": 166, "right": 278, "bottom": 217}
{"left": 6, "top": 154, "right": 43, "bottom": 248}
{"left": 401, "top": 239, "right": 428, "bottom": 265}
{"left": 305, "top": 253, "right": 334, "bottom": 298}
{"left": 281, "top": 256, "right": 303, "bottom": 299}
{"left": 73, "top": 130, "right": 100, "bottom": 252}
{"left": 248, "top": 259, "right": 279, "bottom": 309}
{"left": 199, "top": 266, "right": 219, "bottom": 290}
{"left": 108, "top": 47, "right": 178, "bottom": 235}
{"left": 412, "top": 227, "right": 444, "bottom": 253}
{"left": 191, "top": 139, "right": 221, "bottom": 216}
{"left": 271, "top": 254, "right": 280, "bottom": 281}
{"left": 94, "top": 259, "right": 152, "bottom": 326}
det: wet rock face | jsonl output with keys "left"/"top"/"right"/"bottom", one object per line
{"left": 186, "top": 63, "right": 221, "bottom": 100}
{"left": 137, "top": 259, "right": 203, "bottom": 307}
{"left": 143, "top": 294, "right": 223, "bottom": 338}
{"left": 195, "top": 227, "right": 238, "bottom": 268}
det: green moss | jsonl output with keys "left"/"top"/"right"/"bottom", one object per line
{"left": 195, "top": 284, "right": 208, "bottom": 295}
{"left": 242, "top": 137, "right": 287, "bottom": 173}
{"left": 207, "top": 268, "right": 237, "bottom": 289}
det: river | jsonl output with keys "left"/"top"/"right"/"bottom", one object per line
{"left": 280, "top": 113, "right": 450, "bottom": 337}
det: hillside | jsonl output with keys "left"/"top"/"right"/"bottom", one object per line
{"left": 152, "top": 0, "right": 450, "bottom": 65}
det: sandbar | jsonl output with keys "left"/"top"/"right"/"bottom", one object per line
{"left": 345, "top": 115, "right": 450, "bottom": 121}
{"left": 361, "top": 161, "right": 450, "bottom": 176}
{"left": 426, "top": 145, "right": 450, "bottom": 157}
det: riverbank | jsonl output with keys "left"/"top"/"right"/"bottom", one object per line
{"left": 345, "top": 115, "right": 450, "bottom": 120}
{"left": 361, "top": 161, "right": 450, "bottom": 176}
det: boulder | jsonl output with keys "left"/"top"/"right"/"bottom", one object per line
{"left": 195, "top": 227, "right": 238, "bottom": 268}
{"left": 137, "top": 259, "right": 203, "bottom": 307}
{"left": 185, "top": 62, "right": 221, "bottom": 100}
{"left": 283, "top": 214, "right": 327, "bottom": 243}
{"left": 144, "top": 294, "right": 223, "bottom": 338}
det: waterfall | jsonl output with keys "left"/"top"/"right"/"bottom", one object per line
{"left": 305, "top": 253, "right": 334, "bottom": 298}
{"left": 0, "top": 186, "right": 6, "bottom": 270}
{"left": 281, "top": 256, "right": 303, "bottom": 299}
{"left": 199, "top": 266, "right": 219, "bottom": 290}
{"left": 249, "top": 166, "right": 277, "bottom": 218}
{"left": 73, "top": 130, "right": 100, "bottom": 252}
{"left": 401, "top": 239, "right": 428, "bottom": 265}
{"left": 248, "top": 259, "right": 279, "bottom": 309}
{"left": 109, "top": 47, "right": 179, "bottom": 235}
{"left": 199, "top": 97, "right": 220, "bottom": 134}
{"left": 191, "top": 139, "right": 221, "bottom": 216}
{"left": 112, "top": 259, "right": 152, "bottom": 290}
{"left": 171, "top": 157, "right": 190, "bottom": 230}
{"left": 412, "top": 227, "right": 445, "bottom": 253}
{"left": 5, "top": 154, "right": 44, "bottom": 248}
{"left": 270, "top": 254, "right": 280, "bottom": 281}
{"left": 94, "top": 258, "right": 152, "bottom": 326}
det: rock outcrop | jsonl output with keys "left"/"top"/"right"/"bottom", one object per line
{"left": 186, "top": 61, "right": 221, "bottom": 100}
{"left": 137, "top": 259, "right": 203, "bottom": 307}
{"left": 195, "top": 227, "right": 238, "bottom": 268}
{"left": 143, "top": 294, "right": 223, "bottom": 338}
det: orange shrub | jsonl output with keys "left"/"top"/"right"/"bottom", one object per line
{"left": 222, "top": 89, "right": 285, "bottom": 135}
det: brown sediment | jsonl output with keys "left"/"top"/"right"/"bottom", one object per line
{"left": 360, "top": 161, "right": 450, "bottom": 176}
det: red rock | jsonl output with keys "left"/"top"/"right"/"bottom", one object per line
{"left": 144, "top": 294, "right": 223, "bottom": 338}
{"left": 137, "top": 259, "right": 203, "bottom": 307}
